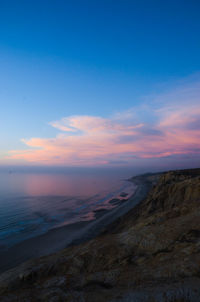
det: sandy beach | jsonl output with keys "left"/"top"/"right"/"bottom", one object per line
{"left": 0, "top": 174, "right": 153, "bottom": 275}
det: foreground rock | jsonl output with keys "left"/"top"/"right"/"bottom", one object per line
{"left": 0, "top": 168, "right": 200, "bottom": 301}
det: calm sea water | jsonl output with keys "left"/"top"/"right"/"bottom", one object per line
{"left": 0, "top": 167, "right": 137, "bottom": 249}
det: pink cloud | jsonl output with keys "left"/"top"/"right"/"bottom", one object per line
{"left": 7, "top": 80, "right": 200, "bottom": 166}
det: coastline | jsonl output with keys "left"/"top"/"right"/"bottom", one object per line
{"left": 0, "top": 173, "right": 154, "bottom": 275}
{"left": 1, "top": 168, "right": 200, "bottom": 302}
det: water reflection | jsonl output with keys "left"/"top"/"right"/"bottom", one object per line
{"left": 0, "top": 168, "right": 136, "bottom": 248}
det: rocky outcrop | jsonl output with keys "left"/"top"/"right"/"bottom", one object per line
{"left": 0, "top": 168, "right": 200, "bottom": 301}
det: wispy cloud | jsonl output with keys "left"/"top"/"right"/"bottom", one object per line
{"left": 8, "top": 78, "right": 200, "bottom": 166}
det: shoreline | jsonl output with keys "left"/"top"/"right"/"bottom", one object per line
{"left": 0, "top": 173, "right": 154, "bottom": 275}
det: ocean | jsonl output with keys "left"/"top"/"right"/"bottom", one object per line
{"left": 0, "top": 167, "right": 137, "bottom": 249}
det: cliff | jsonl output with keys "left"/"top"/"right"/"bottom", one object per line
{"left": 0, "top": 168, "right": 200, "bottom": 302}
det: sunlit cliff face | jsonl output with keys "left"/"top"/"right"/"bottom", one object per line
{"left": 7, "top": 80, "right": 200, "bottom": 166}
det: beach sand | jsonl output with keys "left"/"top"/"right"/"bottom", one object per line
{"left": 0, "top": 174, "right": 152, "bottom": 275}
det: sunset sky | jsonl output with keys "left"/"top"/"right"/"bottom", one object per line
{"left": 0, "top": 0, "right": 200, "bottom": 168}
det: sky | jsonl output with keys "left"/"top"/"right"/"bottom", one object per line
{"left": 0, "top": 0, "right": 200, "bottom": 168}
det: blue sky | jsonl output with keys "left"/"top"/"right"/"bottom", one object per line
{"left": 0, "top": 0, "right": 200, "bottom": 167}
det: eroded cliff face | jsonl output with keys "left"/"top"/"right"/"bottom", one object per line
{"left": 0, "top": 169, "right": 200, "bottom": 302}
